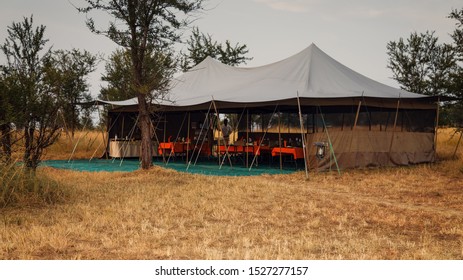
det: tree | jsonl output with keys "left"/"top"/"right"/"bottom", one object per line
{"left": 448, "top": 8, "right": 463, "bottom": 127}
{"left": 100, "top": 48, "right": 176, "bottom": 102}
{"left": 79, "top": 0, "right": 203, "bottom": 169}
{"left": 44, "top": 49, "right": 98, "bottom": 135}
{"left": 386, "top": 31, "right": 457, "bottom": 96}
{"left": 1, "top": 16, "right": 62, "bottom": 170}
{"left": 386, "top": 17, "right": 463, "bottom": 126}
{"left": 180, "top": 27, "right": 252, "bottom": 71}
{"left": 100, "top": 49, "right": 134, "bottom": 102}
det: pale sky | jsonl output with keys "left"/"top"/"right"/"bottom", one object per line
{"left": 0, "top": 0, "right": 461, "bottom": 98}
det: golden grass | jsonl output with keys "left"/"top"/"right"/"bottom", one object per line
{"left": 42, "top": 130, "right": 106, "bottom": 160}
{"left": 1, "top": 128, "right": 462, "bottom": 259}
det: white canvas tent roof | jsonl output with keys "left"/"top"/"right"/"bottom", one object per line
{"left": 98, "top": 43, "right": 435, "bottom": 110}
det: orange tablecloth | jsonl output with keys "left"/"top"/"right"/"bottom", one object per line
{"left": 158, "top": 142, "right": 192, "bottom": 155}
{"left": 271, "top": 147, "right": 304, "bottom": 160}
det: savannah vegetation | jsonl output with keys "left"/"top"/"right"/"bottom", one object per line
{"left": 0, "top": 128, "right": 462, "bottom": 259}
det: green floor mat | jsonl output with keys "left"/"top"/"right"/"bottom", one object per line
{"left": 42, "top": 159, "right": 297, "bottom": 176}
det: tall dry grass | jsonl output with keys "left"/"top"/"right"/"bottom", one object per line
{"left": 1, "top": 128, "right": 462, "bottom": 259}
{"left": 42, "top": 130, "right": 106, "bottom": 160}
{"left": 0, "top": 162, "right": 68, "bottom": 208}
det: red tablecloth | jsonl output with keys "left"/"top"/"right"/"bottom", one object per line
{"left": 271, "top": 147, "right": 304, "bottom": 160}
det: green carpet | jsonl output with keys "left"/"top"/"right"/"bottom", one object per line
{"left": 42, "top": 159, "right": 297, "bottom": 176}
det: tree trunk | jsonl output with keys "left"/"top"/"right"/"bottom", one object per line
{"left": 137, "top": 94, "right": 153, "bottom": 169}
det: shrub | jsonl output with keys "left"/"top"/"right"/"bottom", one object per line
{"left": 0, "top": 162, "right": 68, "bottom": 208}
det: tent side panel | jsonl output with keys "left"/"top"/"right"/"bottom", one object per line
{"left": 306, "top": 131, "right": 435, "bottom": 170}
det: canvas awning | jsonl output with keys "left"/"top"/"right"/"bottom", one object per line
{"left": 100, "top": 43, "right": 438, "bottom": 112}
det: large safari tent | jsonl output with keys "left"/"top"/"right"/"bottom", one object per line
{"left": 98, "top": 44, "right": 438, "bottom": 172}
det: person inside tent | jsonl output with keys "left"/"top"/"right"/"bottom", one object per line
{"left": 221, "top": 118, "right": 232, "bottom": 145}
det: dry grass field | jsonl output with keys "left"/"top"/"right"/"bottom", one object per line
{"left": 1, "top": 129, "right": 463, "bottom": 259}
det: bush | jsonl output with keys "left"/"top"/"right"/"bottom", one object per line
{"left": 0, "top": 163, "right": 68, "bottom": 208}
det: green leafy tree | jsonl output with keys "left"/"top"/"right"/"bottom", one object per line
{"left": 1, "top": 16, "right": 62, "bottom": 170}
{"left": 180, "top": 27, "right": 252, "bottom": 71}
{"left": 386, "top": 31, "right": 457, "bottom": 96}
{"left": 100, "top": 48, "right": 176, "bottom": 102}
{"left": 79, "top": 0, "right": 203, "bottom": 169}
{"left": 44, "top": 49, "right": 97, "bottom": 135}
{"left": 448, "top": 8, "right": 463, "bottom": 127}
{"left": 100, "top": 49, "right": 134, "bottom": 102}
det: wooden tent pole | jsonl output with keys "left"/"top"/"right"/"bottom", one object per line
{"left": 434, "top": 97, "right": 440, "bottom": 160}
{"left": 187, "top": 102, "right": 213, "bottom": 170}
{"left": 119, "top": 114, "right": 140, "bottom": 166}
{"left": 278, "top": 110, "right": 282, "bottom": 170}
{"left": 318, "top": 105, "right": 341, "bottom": 175}
{"left": 388, "top": 98, "right": 401, "bottom": 161}
{"left": 297, "top": 92, "right": 309, "bottom": 179}
{"left": 186, "top": 112, "right": 190, "bottom": 164}
{"left": 211, "top": 97, "right": 233, "bottom": 169}
{"left": 162, "top": 115, "right": 166, "bottom": 163}
{"left": 166, "top": 112, "right": 187, "bottom": 165}
{"left": 246, "top": 109, "right": 249, "bottom": 168}
{"left": 68, "top": 111, "right": 92, "bottom": 163}
{"left": 353, "top": 100, "right": 362, "bottom": 131}
{"left": 348, "top": 100, "right": 362, "bottom": 162}
{"left": 90, "top": 103, "right": 107, "bottom": 161}
{"left": 249, "top": 104, "right": 279, "bottom": 171}
{"left": 453, "top": 130, "right": 463, "bottom": 159}
{"left": 121, "top": 114, "right": 125, "bottom": 139}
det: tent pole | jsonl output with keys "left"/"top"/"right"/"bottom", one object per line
{"left": 166, "top": 112, "right": 187, "bottom": 165}
{"left": 120, "top": 114, "right": 140, "bottom": 166}
{"left": 68, "top": 110, "right": 92, "bottom": 163}
{"left": 188, "top": 103, "right": 213, "bottom": 170}
{"left": 90, "top": 104, "right": 110, "bottom": 161}
{"left": 278, "top": 110, "right": 283, "bottom": 170}
{"left": 388, "top": 98, "right": 401, "bottom": 162}
{"left": 249, "top": 104, "right": 279, "bottom": 171}
{"left": 58, "top": 108, "right": 73, "bottom": 146}
{"left": 434, "top": 97, "right": 440, "bottom": 161}
{"left": 150, "top": 111, "right": 163, "bottom": 159}
{"left": 306, "top": 112, "right": 310, "bottom": 171}
{"left": 221, "top": 106, "right": 246, "bottom": 168}
{"left": 121, "top": 114, "right": 125, "bottom": 139}
{"left": 353, "top": 100, "right": 362, "bottom": 131}
{"left": 297, "top": 92, "right": 309, "bottom": 179}
{"left": 318, "top": 105, "right": 341, "bottom": 175}
{"left": 106, "top": 112, "right": 122, "bottom": 160}
{"left": 186, "top": 112, "right": 190, "bottom": 164}
{"left": 348, "top": 100, "right": 362, "bottom": 166}
{"left": 453, "top": 130, "right": 462, "bottom": 159}
{"left": 246, "top": 109, "right": 249, "bottom": 168}
{"left": 211, "top": 97, "right": 233, "bottom": 169}
{"left": 104, "top": 111, "right": 113, "bottom": 159}
{"left": 162, "top": 115, "right": 166, "bottom": 163}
